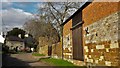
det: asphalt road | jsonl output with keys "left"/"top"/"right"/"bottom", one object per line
{"left": 2, "top": 53, "right": 49, "bottom": 67}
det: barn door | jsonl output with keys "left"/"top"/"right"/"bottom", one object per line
{"left": 72, "top": 24, "right": 84, "bottom": 61}
{"left": 48, "top": 45, "right": 52, "bottom": 56}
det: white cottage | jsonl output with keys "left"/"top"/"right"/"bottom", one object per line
{"left": 5, "top": 36, "right": 25, "bottom": 51}
{"left": 0, "top": 32, "right": 5, "bottom": 43}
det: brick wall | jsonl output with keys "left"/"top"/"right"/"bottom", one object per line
{"left": 38, "top": 37, "right": 62, "bottom": 58}
{"left": 63, "top": 19, "right": 73, "bottom": 59}
{"left": 82, "top": 2, "right": 120, "bottom": 66}
{"left": 39, "top": 45, "right": 48, "bottom": 56}
{"left": 83, "top": 2, "right": 120, "bottom": 27}
{"left": 52, "top": 42, "right": 62, "bottom": 58}
{"left": 38, "top": 37, "right": 48, "bottom": 55}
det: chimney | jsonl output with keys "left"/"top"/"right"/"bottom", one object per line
{"left": 18, "top": 34, "right": 21, "bottom": 38}
{"left": 25, "top": 34, "right": 29, "bottom": 37}
{"left": 0, "top": 32, "right": 5, "bottom": 38}
{"left": 0, "top": 32, "right": 3, "bottom": 36}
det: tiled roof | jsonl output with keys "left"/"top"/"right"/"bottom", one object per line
{"left": 6, "top": 36, "right": 23, "bottom": 42}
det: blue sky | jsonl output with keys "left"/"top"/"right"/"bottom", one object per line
{"left": 1, "top": 2, "right": 42, "bottom": 32}
{"left": 1, "top": 2, "right": 82, "bottom": 33}
{"left": 2, "top": 2, "right": 41, "bottom": 13}
{"left": 10, "top": 2, "right": 38, "bottom": 13}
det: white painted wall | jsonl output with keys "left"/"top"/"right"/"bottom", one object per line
{"left": 0, "top": 32, "right": 5, "bottom": 43}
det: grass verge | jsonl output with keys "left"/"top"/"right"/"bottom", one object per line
{"left": 39, "top": 58, "right": 87, "bottom": 68}
{"left": 40, "top": 58, "right": 74, "bottom": 66}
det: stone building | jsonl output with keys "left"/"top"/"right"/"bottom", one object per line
{"left": 61, "top": 1, "right": 120, "bottom": 66}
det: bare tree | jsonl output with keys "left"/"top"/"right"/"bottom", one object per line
{"left": 23, "top": 16, "right": 60, "bottom": 44}
{"left": 38, "top": 2, "right": 82, "bottom": 36}
{"left": 24, "top": 2, "right": 82, "bottom": 44}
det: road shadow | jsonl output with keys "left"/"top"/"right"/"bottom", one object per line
{"left": 2, "top": 54, "right": 31, "bottom": 68}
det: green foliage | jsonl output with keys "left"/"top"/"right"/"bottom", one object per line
{"left": 2, "top": 44, "right": 9, "bottom": 54}
{"left": 24, "top": 35, "right": 37, "bottom": 48}
{"left": 6, "top": 27, "right": 25, "bottom": 38}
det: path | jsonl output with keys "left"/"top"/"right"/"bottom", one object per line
{"left": 2, "top": 53, "right": 49, "bottom": 67}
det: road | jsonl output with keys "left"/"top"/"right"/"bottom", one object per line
{"left": 2, "top": 53, "right": 49, "bottom": 67}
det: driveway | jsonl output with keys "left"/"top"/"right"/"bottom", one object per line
{"left": 2, "top": 53, "right": 49, "bottom": 67}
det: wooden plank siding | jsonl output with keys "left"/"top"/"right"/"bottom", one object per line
{"left": 72, "top": 25, "right": 84, "bottom": 61}
{"left": 72, "top": 11, "right": 84, "bottom": 61}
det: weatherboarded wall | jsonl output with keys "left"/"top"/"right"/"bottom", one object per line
{"left": 82, "top": 2, "right": 120, "bottom": 66}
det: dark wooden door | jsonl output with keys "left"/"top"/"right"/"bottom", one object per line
{"left": 48, "top": 46, "right": 52, "bottom": 56}
{"left": 72, "top": 25, "right": 84, "bottom": 61}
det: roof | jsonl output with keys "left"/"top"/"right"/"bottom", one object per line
{"left": 60, "top": 2, "right": 91, "bottom": 26}
{"left": 6, "top": 36, "right": 24, "bottom": 42}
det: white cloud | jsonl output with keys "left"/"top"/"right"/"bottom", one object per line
{"left": 36, "top": 3, "right": 45, "bottom": 9}
{"left": 1, "top": 8, "right": 34, "bottom": 32}
{"left": 2, "top": 2, "right": 13, "bottom": 9}
{"left": 1, "top": 0, "right": 119, "bottom": 2}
